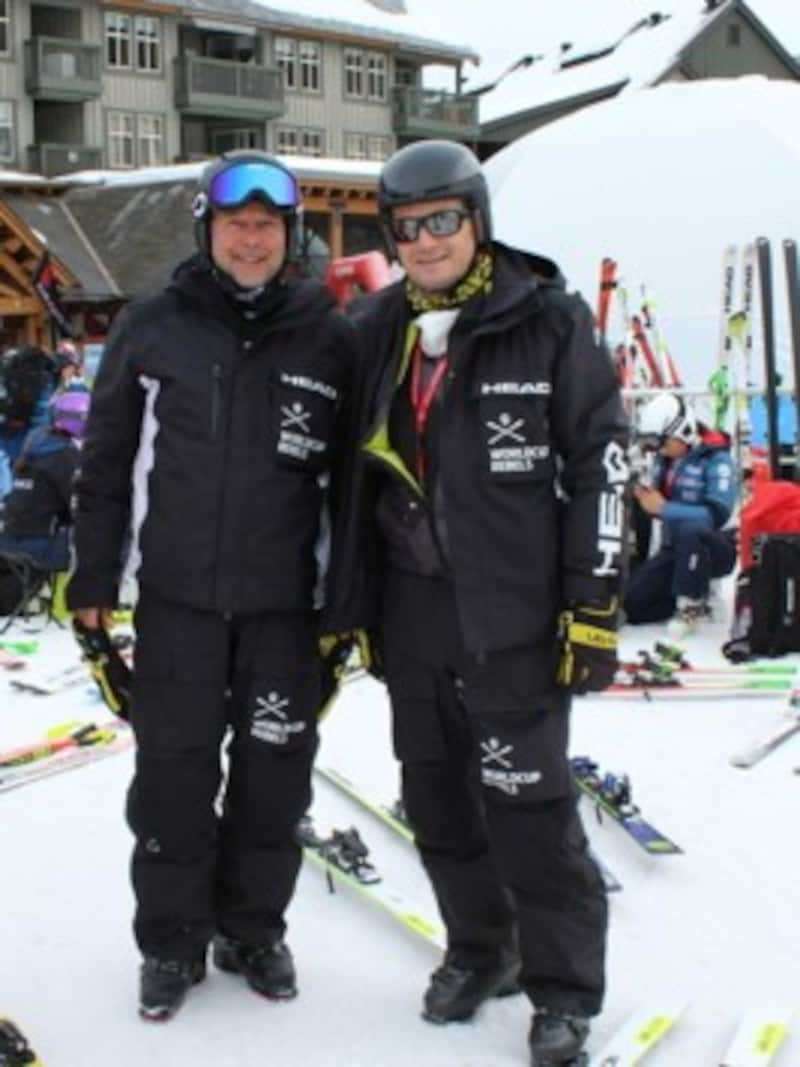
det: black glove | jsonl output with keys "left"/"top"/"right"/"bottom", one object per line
{"left": 556, "top": 598, "right": 620, "bottom": 694}
{"left": 72, "top": 618, "right": 132, "bottom": 720}
{"left": 317, "top": 630, "right": 374, "bottom": 718}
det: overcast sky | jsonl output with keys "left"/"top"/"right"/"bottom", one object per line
{"left": 426, "top": 0, "right": 800, "bottom": 83}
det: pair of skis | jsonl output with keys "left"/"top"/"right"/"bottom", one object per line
{"left": 590, "top": 1001, "right": 792, "bottom": 1066}
{"left": 0, "top": 719, "right": 132, "bottom": 793}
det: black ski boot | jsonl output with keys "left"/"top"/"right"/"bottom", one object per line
{"left": 528, "top": 1007, "right": 590, "bottom": 1066}
{"left": 422, "top": 947, "right": 521, "bottom": 1024}
{"left": 212, "top": 935, "right": 297, "bottom": 1000}
{"left": 138, "top": 957, "right": 206, "bottom": 1021}
{"left": 0, "top": 1018, "right": 38, "bottom": 1065}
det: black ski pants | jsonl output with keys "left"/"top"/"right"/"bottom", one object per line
{"left": 127, "top": 588, "right": 320, "bottom": 962}
{"left": 380, "top": 569, "right": 608, "bottom": 1017}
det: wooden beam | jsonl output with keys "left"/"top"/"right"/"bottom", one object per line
{"left": 0, "top": 295, "right": 42, "bottom": 315}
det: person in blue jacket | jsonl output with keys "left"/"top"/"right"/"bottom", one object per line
{"left": 624, "top": 393, "right": 737, "bottom": 636}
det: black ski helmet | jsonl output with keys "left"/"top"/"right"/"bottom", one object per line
{"left": 191, "top": 149, "right": 303, "bottom": 263}
{"left": 377, "top": 140, "right": 492, "bottom": 257}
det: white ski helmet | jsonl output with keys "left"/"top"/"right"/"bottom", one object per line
{"left": 637, "top": 394, "right": 697, "bottom": 448}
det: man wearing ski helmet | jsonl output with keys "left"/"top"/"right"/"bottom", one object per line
{"left": 340, "top": 140, "right": 628, "bottom": 1065}
{"left": 67, "top": 150, "right": 358, "bottom": 1021}
{"left": 625, "top": 393, "right": 737, "bottom": 637}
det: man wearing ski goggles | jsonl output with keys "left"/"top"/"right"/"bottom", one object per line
{"left": 69, "top": 150, "right": 358, "bottom": 1023}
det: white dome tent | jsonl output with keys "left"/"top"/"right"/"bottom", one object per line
{"left": 484, "top": 77, "right": 800, "bottom": 388}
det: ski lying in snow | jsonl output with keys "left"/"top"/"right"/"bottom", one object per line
{"left": 9, "top": 662, "right": 89, "bottom": 696}
{"left": 571, "top": 758, "right": 682, "bottom": 855}
{"left": 719, "top": 1006, "right": 792, "bottom": 1065}
{"left": 0, "top": 1017, "right": 43, "bottom": 1066}
{"left": 0, "top": 719, "right": 123, "bottom": 770}
{"left": 0, "top": 730, "right": 133, "bottom": 793}
{"left": 589, "top": 997, "right": 687, "bottom": 1065}
{"left": 730, "top": 707, "right": 800, "bottom": 769}
{"left": 317, "top": 764, "right": 623, "bottom": 892}
{"left": 297, "top": 814, "right": 445, "bottom": 950}
{"left": 627, "top": 643, "right": 799, "bottom": 679}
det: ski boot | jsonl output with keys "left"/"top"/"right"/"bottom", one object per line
{"left": 0, "top": 1019, "right": 41, "bottom": 1066}
{"left": 422, "top": 947, "right": 521, "bottom": 1024}
{"left": 213, "top": 935, "right": 297, "bottom": 1000}
{"left": 528, "top": 1007, "right": 590, "bottom": 1066}
{"left": 138, "top": 957, "right": 206, "bottom": 1021}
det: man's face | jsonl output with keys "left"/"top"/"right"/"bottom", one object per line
{"left": 660, "top": 437, "right": 688, "bottom": 459}
{"left": 210, "top": 200, "right": 287, "bottom": 288}
{"left": 391, "top": 196, "right": 478, "bottom": 294}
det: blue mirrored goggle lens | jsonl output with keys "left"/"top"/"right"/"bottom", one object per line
{"left": 209, "top": 162, "right": 299, "bottom": 210}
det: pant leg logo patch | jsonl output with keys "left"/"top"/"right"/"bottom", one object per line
{"left": 251, "top": 690, "right": 307, "bottom": 745}
{"left": 480, "top": 737, "right": 542, "bottom": 795}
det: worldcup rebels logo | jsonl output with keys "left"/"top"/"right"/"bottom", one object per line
{"left": 486, "top": 412, "right": 526, "bottom": 446}
{"left": 281, "top": 402, "right": 311, "bottom": 434}
{"left": 480, "top": 737, "right": 542, "bottom": 796}
{"left": 250, "top": 690, "right": 307, "bottom": 746}
{"left": 277, "top": 400, "right": 326, "bottom": 462}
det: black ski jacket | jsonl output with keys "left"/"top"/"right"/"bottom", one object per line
{"left": 330, "top": 242, "right": 629, "bottom": 654}
{"left": 68, "top": 257, "right": 357, "bottom": 615}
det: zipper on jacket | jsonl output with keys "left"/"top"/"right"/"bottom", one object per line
{"left": 210, "top": 363, "right": 223, "bottom": 440}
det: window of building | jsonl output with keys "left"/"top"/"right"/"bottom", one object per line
{"left": 135, "top": 16, "right": 162, "bottom": 72}
{"left": 299, "top": 40, "right": 321, "bottom": 92}
{"left": 345, "top": 49, "right": 387, "bottom": 100}
{"left": 275, "top": 126, "right": 324, "bottom": 157}
{"left": 394, "top": 61, "right": 418, "bottom": 89}
{"left": 344, "top": 133, "right": 390, "bottom": 161}
{"left": 210, "top": 128, "right": 260, "bottom": 154}
{"left": 105, "top": 12, "right": 132, "bottom": 69}
{"left": 108, "top": 111, "right": 135, "bottom": 168}
{"left": 0, "top": 100, "right": 14, "bottom": 162}
{"left": 726, "top": 22, "right": 741, "bottom": 47}
{"left": 366, "top": 53, "right": 387, "bottom": 101}
{"left": 275, "top": 37, "right": 296, "bottom": 90}
{"left": 0, "top": 0, "right": 10, "bottom": 57}
{"left": 344, "top": 48, "right": 364, "bottom": 98}
{"left": 344, "top": 132, "right": 367, "bottom": 160}
{"left": 367, "top": 134, "right": 390, "bottom": 160}
{"left": 106, "top": 12, "right": 162, "bottom": 71}
{"left": 137, "top": 114, "right": 164, "bottom": 166}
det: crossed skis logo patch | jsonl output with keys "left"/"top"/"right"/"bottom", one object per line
{"left": 484, "top": 411, "right": 549, "bottom": 474}
{"left": 480, "top": 737, "right": 542, "bottom": 796}
{"left": 250, "top": 690, "right": 307, "bottom": 745}
{"left": 278, "top": 401, "right": 327, "bottom": 463}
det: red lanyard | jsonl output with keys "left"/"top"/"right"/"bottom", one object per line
{"left": 409, "top": 340, "right": 448, "bottom": 481}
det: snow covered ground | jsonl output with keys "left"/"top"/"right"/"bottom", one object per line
{"left": 1, "top": 595, "right": 799, "bottom": 1066}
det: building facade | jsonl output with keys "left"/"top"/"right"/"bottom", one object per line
{"left": 0, "top": 0, "right": 479, "bottom": 177}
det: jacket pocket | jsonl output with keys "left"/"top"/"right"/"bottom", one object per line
{"left": 473, "top": 384, "right": 555, "bottom": 484}
{"left": 272, "top": 371, "right": 338, "bottom": 473}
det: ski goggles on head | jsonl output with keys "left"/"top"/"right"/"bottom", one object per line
{"left": 389, "top": 207, "right": 471, "bottom": 244}
{"left": 208, "top": 161, "right": 300, "bottom": 212}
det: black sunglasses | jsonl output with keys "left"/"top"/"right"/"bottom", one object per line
{"left": 637, "top": 433, "right": 665, "bottom": 452}
{"left": 389, "top": 208, "right": 471, "bottom": 244}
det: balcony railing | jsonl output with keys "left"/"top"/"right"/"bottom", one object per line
{"left": 24, "top": 37, "right": 102, "bottom": 101}
{"left": 28, "top": 143, "right": 103, "bottom": 178}
{"left": 174, "top": 55, "right": 285, "bottom": 120}
{"left": 392, "top": 86, "right": 480, "bottom": 140}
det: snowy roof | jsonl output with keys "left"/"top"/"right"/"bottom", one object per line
{"left": 51, "top": 155, "right": 382, "bottom": 190}
{"left": 477, "top": 0, "right": 796, "bottom": 128}
{"left": 174, "top": 0, "right": 479, "bottom": 64}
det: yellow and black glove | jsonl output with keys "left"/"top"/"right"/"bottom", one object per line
{"left": 72, "top": 618, "right": 132, "bottom": 720}
{"left": 318, "top": 630, "right": 379, "bottom": 718}
{"left": 556, "top": 598, "right": 619, "bottom": 694}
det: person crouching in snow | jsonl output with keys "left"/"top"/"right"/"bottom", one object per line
{"left": 624, "top": 394, "right": 737, "bottom": 637}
